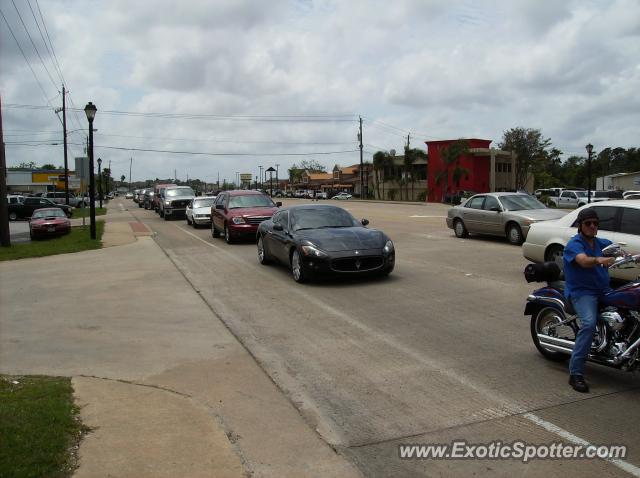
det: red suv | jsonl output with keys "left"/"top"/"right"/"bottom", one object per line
{"left": 211, "top": 190, "right": 281, "bottom": 244}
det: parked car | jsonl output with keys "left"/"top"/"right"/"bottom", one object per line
{"left": 6, "top": 195, "right": 24, "bottom": 205}
{"left": 186, "top": 196, "right": 216, "bottom": 227}
{"left": 623, "top": 190, "right": 640, "bottom": 199}
{"left": 332, "top": 192, "right": 352, "bottom": 200}
{"left": 446, "top": 192, "right": 567, "bottom": 245}
{"left": 143, "top": 190, "right": 155, "bottom": 210}
{"left": 43, "top": 191, "right": 87, "bottom": 208}
{"left": 549, "top": 190, "right": 590, "bottom": 208}
{"left": 625, "top": 193, "right": 640, "bottom": 200}
{"left": 125, "top": 192, "right": 134, "bottom": 199}
{"left": 159, "top": 186, "right": 195, "bottom": 219}
{"left": 256, "top": 204, "right": 394, "bottom": 283}
{"left": 211, "top": 190, "right": 281, "bottom": 244}
{"left": 522, "top": 200, "right": 640, "bottom": 281}
{"left": 8, "top": 197, "right": 72, "bottom": 221}
{"left": 28, "top": 208, "right": 71, "bottom": 239}
{"left": 132, "top": 189, "right": 141, "bottom": 203}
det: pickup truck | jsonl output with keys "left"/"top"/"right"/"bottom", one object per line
{"left": 42, "top": 191, "right": 87, "bottom": 208}
{"left": 550, "top": 190, "right": 609, "bottom": 208}
{"left": 7, "top": 197, "right": 73, "bottom": 220}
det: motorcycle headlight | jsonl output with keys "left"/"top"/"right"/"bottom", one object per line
{"left": 383, "top": 240, "right": 394, "bottom": 255}
{"left": 301, "top": 242, "right": 328, "bottom": 258}
{"left": 232, "top": 216, "right": 246, "bottom": 225}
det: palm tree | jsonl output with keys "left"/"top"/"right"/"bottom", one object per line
{"left": 436, "top": 139, "right": 470, "bottom": 202}
{"left": 404, "top": 147, "right": 427, "bottom": 200}
{"left": 373, "top": 151, "right": 389, "bottom": 199}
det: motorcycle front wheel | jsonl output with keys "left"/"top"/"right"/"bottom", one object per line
{"left": 530, "top": 307, "right": 572, "bottom": 362}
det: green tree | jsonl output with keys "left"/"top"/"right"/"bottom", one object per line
{"left": 373, "top": 151, "right": 391, "bottom": 199}
{"left": 40, "top": 163, "right": 58, "bottom": 170}
{"left": 435, "top": 139, "right": 470, "bottom": 201}
{"left": 403, "top": 147, "right": 427, "bottom": 201}
{"left": 499, "top": 128, "right": 552, "bottom": 189}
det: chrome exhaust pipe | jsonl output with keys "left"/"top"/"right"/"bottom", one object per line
{"left": 537, "top": 334, "right": 575, "bottom": 350}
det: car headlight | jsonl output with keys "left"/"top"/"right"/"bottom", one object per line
{"left": 383, "top": 240, "right": 394, "bottom": 255}
{"left": 301, "top": 241, "right": 328, "bottom": 258}
{"left": 164, "top": 200, "right": 171, "bottom": 206}
{"left": 232, "top": 216, "right": 246, "bottom": 225}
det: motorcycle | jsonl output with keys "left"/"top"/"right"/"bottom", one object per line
{"left": 524, "top": 244, "right": 640, "bottom": 371}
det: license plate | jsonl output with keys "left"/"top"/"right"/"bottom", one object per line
{"left": 48, "top": 227, "right": 55, "bottom": 232}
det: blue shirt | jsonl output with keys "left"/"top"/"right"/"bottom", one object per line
{"left": 563, "top": 233, "right": 612, "bottom": 300}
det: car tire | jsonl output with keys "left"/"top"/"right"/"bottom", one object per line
{"left": 507, "top": 223, "right": 523, "bottom": 245}
{"left": 224, "top": 224, "right": 234, "bottom": 244}
{"left": 186, "top": 215, "right": 192, "bottom": 225}
{"left": 291, "top": 249, "right": 306, "bottom": 283}
{"left": 545, "top": 244, "right": 565, "bottom": 268}
{"left": 9, "top": 211, "right": 18, "bottom": 221}
{"left": 257, "top": 235, "right": 271, "bottom": 265}
{"left": 453, "top": 219, "right": 468, "bottom": 238}
{"left": 212, "top": 223, "right": 220, "bottom": 238}
{"left": 164, "top": 212, "right": 169, "bottom": 221}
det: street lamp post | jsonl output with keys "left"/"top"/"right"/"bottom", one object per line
{"left": 84, "top": 102, "right": 97, "bottom": 239}
{"left": 586, "top": 143, "right": 593, "bottom": 204}
{"left": 97, "top": 157, "right": 103, "bottom": 208}
{"left": 266, "top": 167, "right": 276, "bottom": 196}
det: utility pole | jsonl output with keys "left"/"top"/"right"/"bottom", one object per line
{"left": 108, "top": 159, "right": 111, "bottom": 196}
{"left": 0, "top": 95, "right": 10, "bottom": 246}
{"left": 358, "top": 116, "right": 364, "bottom": 198}
{"left": 275, "top": 163, "right": 279, "bottom": 192}
{"left": 407, "top": 133, "right": 410, "bottom": 148}
{"left": 129, "top": 157, "right": 132, "bottom": 191}
{"left": 59, "top": 86, "right": 70, "bottom": 205}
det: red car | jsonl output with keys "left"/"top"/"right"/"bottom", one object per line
{"left": 211, "top": 190, "right": 281, "bottom": 244}
{"left": 29, "top": 208, "right": 71, "bottom": 240}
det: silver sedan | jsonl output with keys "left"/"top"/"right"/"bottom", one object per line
{"left": 446, "top": 192, "right": 567, "bottom": 245}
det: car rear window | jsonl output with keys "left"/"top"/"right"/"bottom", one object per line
{"left": 619, "top": 207, "right": 640, "bottom": 235}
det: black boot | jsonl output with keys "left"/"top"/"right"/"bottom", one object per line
{"left": 569, "top": 375, "right": 589, "bottom": 393}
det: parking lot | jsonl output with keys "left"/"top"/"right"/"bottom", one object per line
{"left": 123, "top": 197, "right": 640, "bottom": 476}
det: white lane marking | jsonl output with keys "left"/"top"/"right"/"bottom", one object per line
{"left": 410, "top": 215, "right": 446, "bottom": 218}
{"left": 174, "top": 223, "right": 640, "bottom": 474}
{"left": 524, "top": 413, "right": 640, "bottom": 477}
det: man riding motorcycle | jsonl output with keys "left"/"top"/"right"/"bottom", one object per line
{"left": 563, "top": 208, "right": 616, "bottom": 393}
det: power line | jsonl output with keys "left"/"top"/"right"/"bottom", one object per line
{"left": 34, "top": 0, "right": 66, "bottom": 86}
{"left": 26, "top": 0, "right": 63, "bottom": 85}
{"left": 6, "top": 141, "right": 360, "bottom": 157}
{"left": 0, "top": 9, "right": 56, "bottom": 109}
{"left": 10, "top": 0, "right": 59, "bottom": 90}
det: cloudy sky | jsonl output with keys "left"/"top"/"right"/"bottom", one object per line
{"left": 2, "top": 0, "right": 639, "bottom": 184}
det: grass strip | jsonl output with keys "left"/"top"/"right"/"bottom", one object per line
{"left": 71, "top": 207, "right": 106, "bottom": 219}
{"left": 0, "top": 375, "right": 89, "bottom": 478}
{"left": 0, "top": 221, "right": 104, "bottom": 261}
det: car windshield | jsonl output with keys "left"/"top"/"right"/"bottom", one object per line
{"left": 193, "top": 198, "right": 215, "bottom": 208}
{"left": 499, "top": 195, "right": 546, "bottom": 211}
{"left": 290, "top": 207, "right": 360, "bottom": 231}
{"left": 32, "top": 209, "right": 65, "bottom": 219}
{"left": 166, "top": 188, "right": 195, "bottom": 197}
{"left": 228, "top": 194, "right": 275, "bottom": 208}
{"left": 574, "top": 191, "right": 587, "bottom": 197}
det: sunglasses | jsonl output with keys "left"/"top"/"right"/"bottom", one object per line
{"left": 583, "top": 220, "right": 599, "bottom": 227}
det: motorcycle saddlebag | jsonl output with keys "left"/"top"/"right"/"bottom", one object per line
{"left": 524, "top": 262, "right": 561, "bottom": 283}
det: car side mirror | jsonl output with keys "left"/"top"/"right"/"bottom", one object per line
{"left": 216, "top": 204, "right": 224, "bottom": 210}
{"left": 276, "top": 201, "right": 282, "bottom": 207}
{"left": 273, "top": 224, "right": 283, "bottom": 231}
{"left": 361, "top": 218, "right": 369, "bottom": 226}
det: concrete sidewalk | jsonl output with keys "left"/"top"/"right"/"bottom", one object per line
{"left": 0, "top": 199, "right": 361, "bottom": 478}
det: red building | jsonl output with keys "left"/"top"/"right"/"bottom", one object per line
{"left": 426, "top": 138, "right": 517, "bottom": 203}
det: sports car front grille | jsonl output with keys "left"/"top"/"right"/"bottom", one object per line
{"left": 246, "top": 216, "right": 271, "bottom": 225}
{"left": 331, "top": 256, "right": 383, "bottom": 272}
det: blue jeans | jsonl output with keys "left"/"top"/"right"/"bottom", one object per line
{"left": 569, "top": 294, "right": 599, "bottom": 376}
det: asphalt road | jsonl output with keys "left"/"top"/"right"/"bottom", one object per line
{"left": 125, "top": 198, "right": 640, "bottom": 477}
